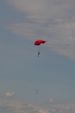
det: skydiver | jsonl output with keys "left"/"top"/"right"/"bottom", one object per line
{"left": 37, "top": 51, "right": 40, "bottom": 56}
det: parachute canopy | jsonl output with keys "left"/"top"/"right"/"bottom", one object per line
{"left": 34, "top": 39, "right": 46, "bottom": 46}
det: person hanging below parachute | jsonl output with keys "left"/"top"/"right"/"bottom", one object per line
{"left": 34, "top": 39, "right": 46, "bottom": 56}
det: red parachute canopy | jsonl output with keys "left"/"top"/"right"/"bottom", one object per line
{"left": 34, "top": 39, "right": 46, "bottom": 46}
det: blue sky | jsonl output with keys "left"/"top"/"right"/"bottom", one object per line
{"left": 0, "top": 0, "right": 75, "bottom": 113}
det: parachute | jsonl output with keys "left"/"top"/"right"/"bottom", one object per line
{"left": 34, "top": 39, "right": 46, "bottom": 56}
{"left": 34, "top": 40, "right": 46, "bottom": 46}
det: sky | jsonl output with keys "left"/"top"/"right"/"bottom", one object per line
{"left": 0, "top": 0, "right": 75, "bottom": 113}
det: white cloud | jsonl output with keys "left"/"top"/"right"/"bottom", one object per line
{"left": 4, "top": 90, "right": 15, "bottom": 97}
{"left": 0, "top": 97, "right": 75, "bottom": 113}
{"left": 6, "top": 0, "right": 75, "bottom": 59}
{"left": 0, "top": 98, "right": 50, "bottom": 113}
{"left": 7, "top": 0, "right": 75, "bottom": 22}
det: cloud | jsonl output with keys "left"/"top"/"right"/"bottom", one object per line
{"left": 47, "top": 103, "right": 75, "bottom": 113}
{"left": 6, "top": 23, "right": 39, "bottom": 39}
{"left": 6, "top": 0, "right": 75, "bottom": 59}
{"left": 0, "top": 98, "right": 49, "bottom": 113}
{"left": 39, "top": 109, "right": 49, "bottom": 113}
{"left": 46, "top": 21, "right": 75, "bottom": 59}
{"left": 7, "top": 0, "right": 75, "bottom": 20}
{"left": 7, "top": 0, "right": 51, "bottom": 21}
{"left": 4, "top": 91, "right": 15, "bottom": 97}
{"left": 0, "top": 97, "right": 75, "bottom": 113}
